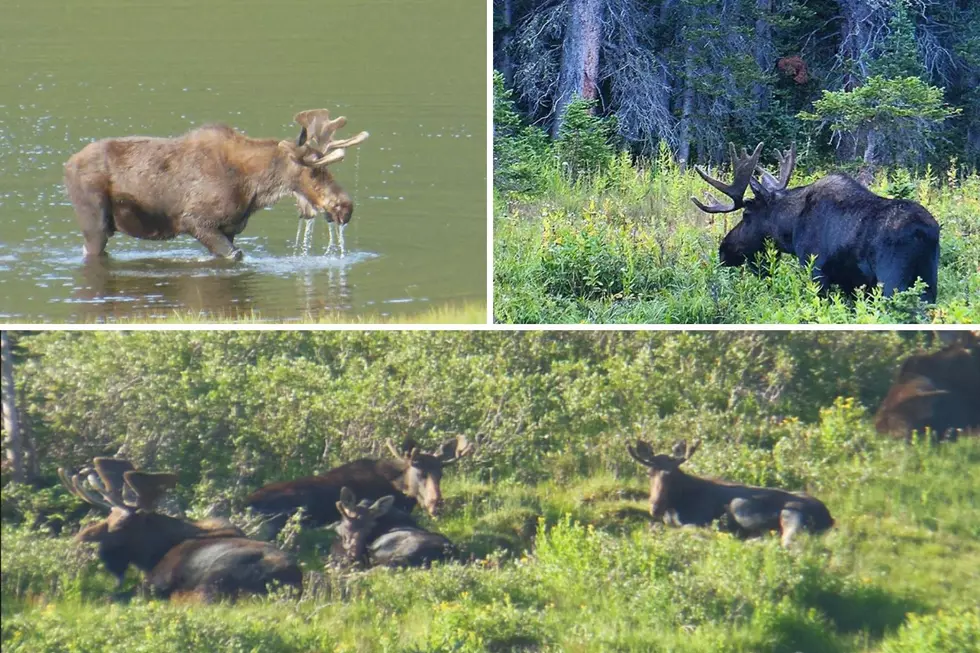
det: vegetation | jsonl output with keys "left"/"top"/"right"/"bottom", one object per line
{"left": 87, "top": 300, "right": 488, "bottom": 325}
{"left": 493, "top": 74, "right": 980, "bottom": 324}
{"left": 2, "top": 331, "right": 979, "bottom": 651}
{"left": 494, "top": 0, "right": 980, "bottom": 170}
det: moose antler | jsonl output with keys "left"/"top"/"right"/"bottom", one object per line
{"left": 123, "top": 471, "right": 178, "bottom": 512}
{"left": 691, "top": 142, "right": 764, "bottom": 213}
{"left": 753, "top": 144, "right": 796, "bottom": 195}
{"left": 293, "top": 109, "right": 369, "bottom": 167}
{"left": 58, "top": 463, "right": 132, "bottom": 511}
{"left": 626, "top": 439, "right": 658, "bottom": 467}
{"left": 438, "top": 435, "right": 475, "bottom": 465}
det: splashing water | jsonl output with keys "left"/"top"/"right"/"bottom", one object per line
{"left": 292, "top": 218, "right": 316, "bottom": 256}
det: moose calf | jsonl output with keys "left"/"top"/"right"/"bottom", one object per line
{"left": 64, "top": 110, "right": 368, "bottom": 260}
{"left": 329, "top": 487, "right": 455, "bottom": 568}
{"left": 627, "top": 439, "right": 833, "bottom": 546}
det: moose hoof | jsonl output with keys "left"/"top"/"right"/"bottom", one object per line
{"left": 224, "top": 249, "right": 244, "bottom": 262}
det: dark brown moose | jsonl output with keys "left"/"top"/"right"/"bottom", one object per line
{"left": 59, "top": 458, "right": 302, "bottom": 599}
{"left": 329, "top": 487, "right": 455, "bottom": 568}
{"left": 64, "top": 110, "right": 368, "bottom": 260}
{"left": 691, "top": 143, "right": 940, "bottom": 302}
{"left": 627, "top": 439, "right": 834, "bottom": 546}
{"left": 245, "top": 435, "right": 475, "bottom": 538}
{"left": 875, "top": 332, "right": 980, "bottom": 441}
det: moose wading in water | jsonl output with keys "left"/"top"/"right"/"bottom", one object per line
{"left": 63, "top": 110, "right": 369, "bottom": 261}
{"left": 691, "top": 143, "right": 940, "bottom": 303}
{"left": 59, "top": 458, "right": 302, "bottom": 600}
{"left": 627, "top": 439, "right": 834, "bottom": 546}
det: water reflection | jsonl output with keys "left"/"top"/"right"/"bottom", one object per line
{"left": 72, "top": 253, "right": 360, "bottom": 320}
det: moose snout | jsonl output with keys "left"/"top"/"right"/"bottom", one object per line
{"left": 718, "top": 241, "right": 747, "bottom": 267}
{"left": 323, "top": 194, "right": 354, "bottom": 225}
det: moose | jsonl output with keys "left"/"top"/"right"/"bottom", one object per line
{"left": 875, "top": 331, "right": 980, "bottom": 441}
{"left": 627, "top": 439, "right": 834, "bottom": 546}
{"left": 59, "top": 457, "right": 302, "bottom": 599}
{"left": 245, "top": 435, "right": 475, "bottom": 538}
{"left": 329, "top": 487, "right": 456, "bottom": 568}
{"left": 64, "top": 109, "right": 369, "bottom": 260}
{"left": 691, "top": 143, "right": 940, "bottom": 303}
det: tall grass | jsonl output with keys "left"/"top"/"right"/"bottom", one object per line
{"left": 494, "top": 152, "right": 980, "bottom": 324}
{"left": 4, "top": 409, "right": 979, "bottom": 652}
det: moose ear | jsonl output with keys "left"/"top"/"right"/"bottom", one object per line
{"left": 684, "top": 439, "right": 702, "bottom": 461}
{"left": 401, "top": 437, "right": 421, "bottom": 456}
{"left": 339, "top": 486, "right": 357, "bottom": 510}
{"left": 369, "top": 495, "right": 395, "bottom": 518}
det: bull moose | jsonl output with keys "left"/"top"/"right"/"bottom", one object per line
{"left": 691, "top": 143, "right": 940, "bottom": 303}
{"left": 875, "top": 332, "right": 980, "bottom": 441}
{"left": 64, "top": 109, "right": 369, "bottom": 260}
{"left": 59, "top": 457, "right": 302, "bottom": 599}
{"left": 627, "top": 439, "right": 834, "bottom": 546}
{"left": 246, "top": 435, "right": 474, "bottom": 538}
{"left": 329, "top": 487, "right": 455, "bottom": 568}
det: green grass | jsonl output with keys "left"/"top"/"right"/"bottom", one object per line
{"left": 493, "top": 157, "right": 980, "bottom": 324}
{"left": 87, "top": 299, "right": 488, "bottom": 325}
{"left": 4, "top": 414, "right": 979, "bottom": 652}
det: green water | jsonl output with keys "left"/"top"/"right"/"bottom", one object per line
{"left": 0, "top": 0, "right": 487, "bottom": 322}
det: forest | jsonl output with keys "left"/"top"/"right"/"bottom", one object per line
{"left": 2, "top": 330, "right": 978, "bottom": 651}
{"left": 493, "top": 0, "right": 978, "bottom": 169}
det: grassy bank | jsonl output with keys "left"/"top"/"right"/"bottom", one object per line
{"left": 4, "top": 412, "right": 979, "bottom": 652}
{"left": 83, "top": 299, "right": 488, "bottom": 325}
{"left": 493, "top": 158, "right": 980, "bottom": 324}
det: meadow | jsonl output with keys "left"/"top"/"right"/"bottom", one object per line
{"left": 2, "top": 331, "right": 978, "bottom": 652}
{"left": 493, "top": 155, "right": 980, "bottom": 324}
{"left": 492, "top": 84, "right": 980, "bottom": 325}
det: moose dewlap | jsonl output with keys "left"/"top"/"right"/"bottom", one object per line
{"left": 63, "top": 109, "right": 368, "bottom": 261}
{"left": 691, "top": 143, "right": 940, "bottom": 303}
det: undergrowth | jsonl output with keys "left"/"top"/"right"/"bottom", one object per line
{"left": 4, "top": 410, "right": 979, "bottom": 653}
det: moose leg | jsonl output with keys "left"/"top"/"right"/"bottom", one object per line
{"left": 192, "top": 228, "right": 243, "bottom": 261}
{"left": 778, "top": 509, "right": 806, "bottom": 546}
{"left": 728, "top": 498, "right": 780, "bottom": 538}
{"left": 66, "top": 186, "right": 111, "bottom": 257}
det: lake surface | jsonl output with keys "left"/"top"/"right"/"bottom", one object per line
{"left": 0, "top": 0, "right": 487, "bottom": 322}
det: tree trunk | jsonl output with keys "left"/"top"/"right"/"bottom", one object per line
{"left": 676, "top": 46, "right": 695, "bottom": 170}
{"left": 551, "top": 0, "right": 603, "bottom": 137}
{"left": 498, "top": 0, "right": 515, "bottom": 87}
{"left": 753, "top": 0, "right": 772, "bottom": 108}
{"left": 1, "top": 331, "right": 24, "bottom": 483}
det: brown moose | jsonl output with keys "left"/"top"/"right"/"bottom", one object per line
{"left": 245, "top": 435, "right": 475, "bottom": 539}
{"left": 329, "top": 487, "right": 455, "bottom": 569}
{"left": 63, "top": 110, "right": 368, "bottom": 260}
{"left": 627, "top": 439, "right": 834, "bottom": 546}
{"left": 875, "top": 332, "right": 980, "bottom": 441}
{"left": 59, "top": 457, "right": 302, "bottom": 599}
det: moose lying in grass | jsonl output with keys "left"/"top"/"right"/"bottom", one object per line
{"left": 329, "top": 487, "right": 456, "bottom": 568}
{"left": 64, "top": 109, "right": 368, "bottom": 260}
{"left": 691, "top": 143, "right": 940, "bottom": 303}
{"left": 246, "top": 435, "right": 474, "bottom": 538}
{"left": 875, "top": 331, "right": 980, "bottom": 441}
{"left": 60, "top": 458, "right": 301, "bottom": 599}
{"left": 627, "top": 439, "right": 833, "bottom": 546}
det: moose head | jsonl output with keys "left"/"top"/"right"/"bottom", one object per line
{"left": 331, "top": 486, "right": 396, "bottom": 566}
{"left": 385, "top": 435, "right": 475, "bottom": 517}
{"left": 626, "top": 438, "right": 701, "bottom": 521}
{"left": 282, "top": 109, "right": 370, "bottom": 227}
{"left": 691, "top": 142, "right": 797, "bottom": 268}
